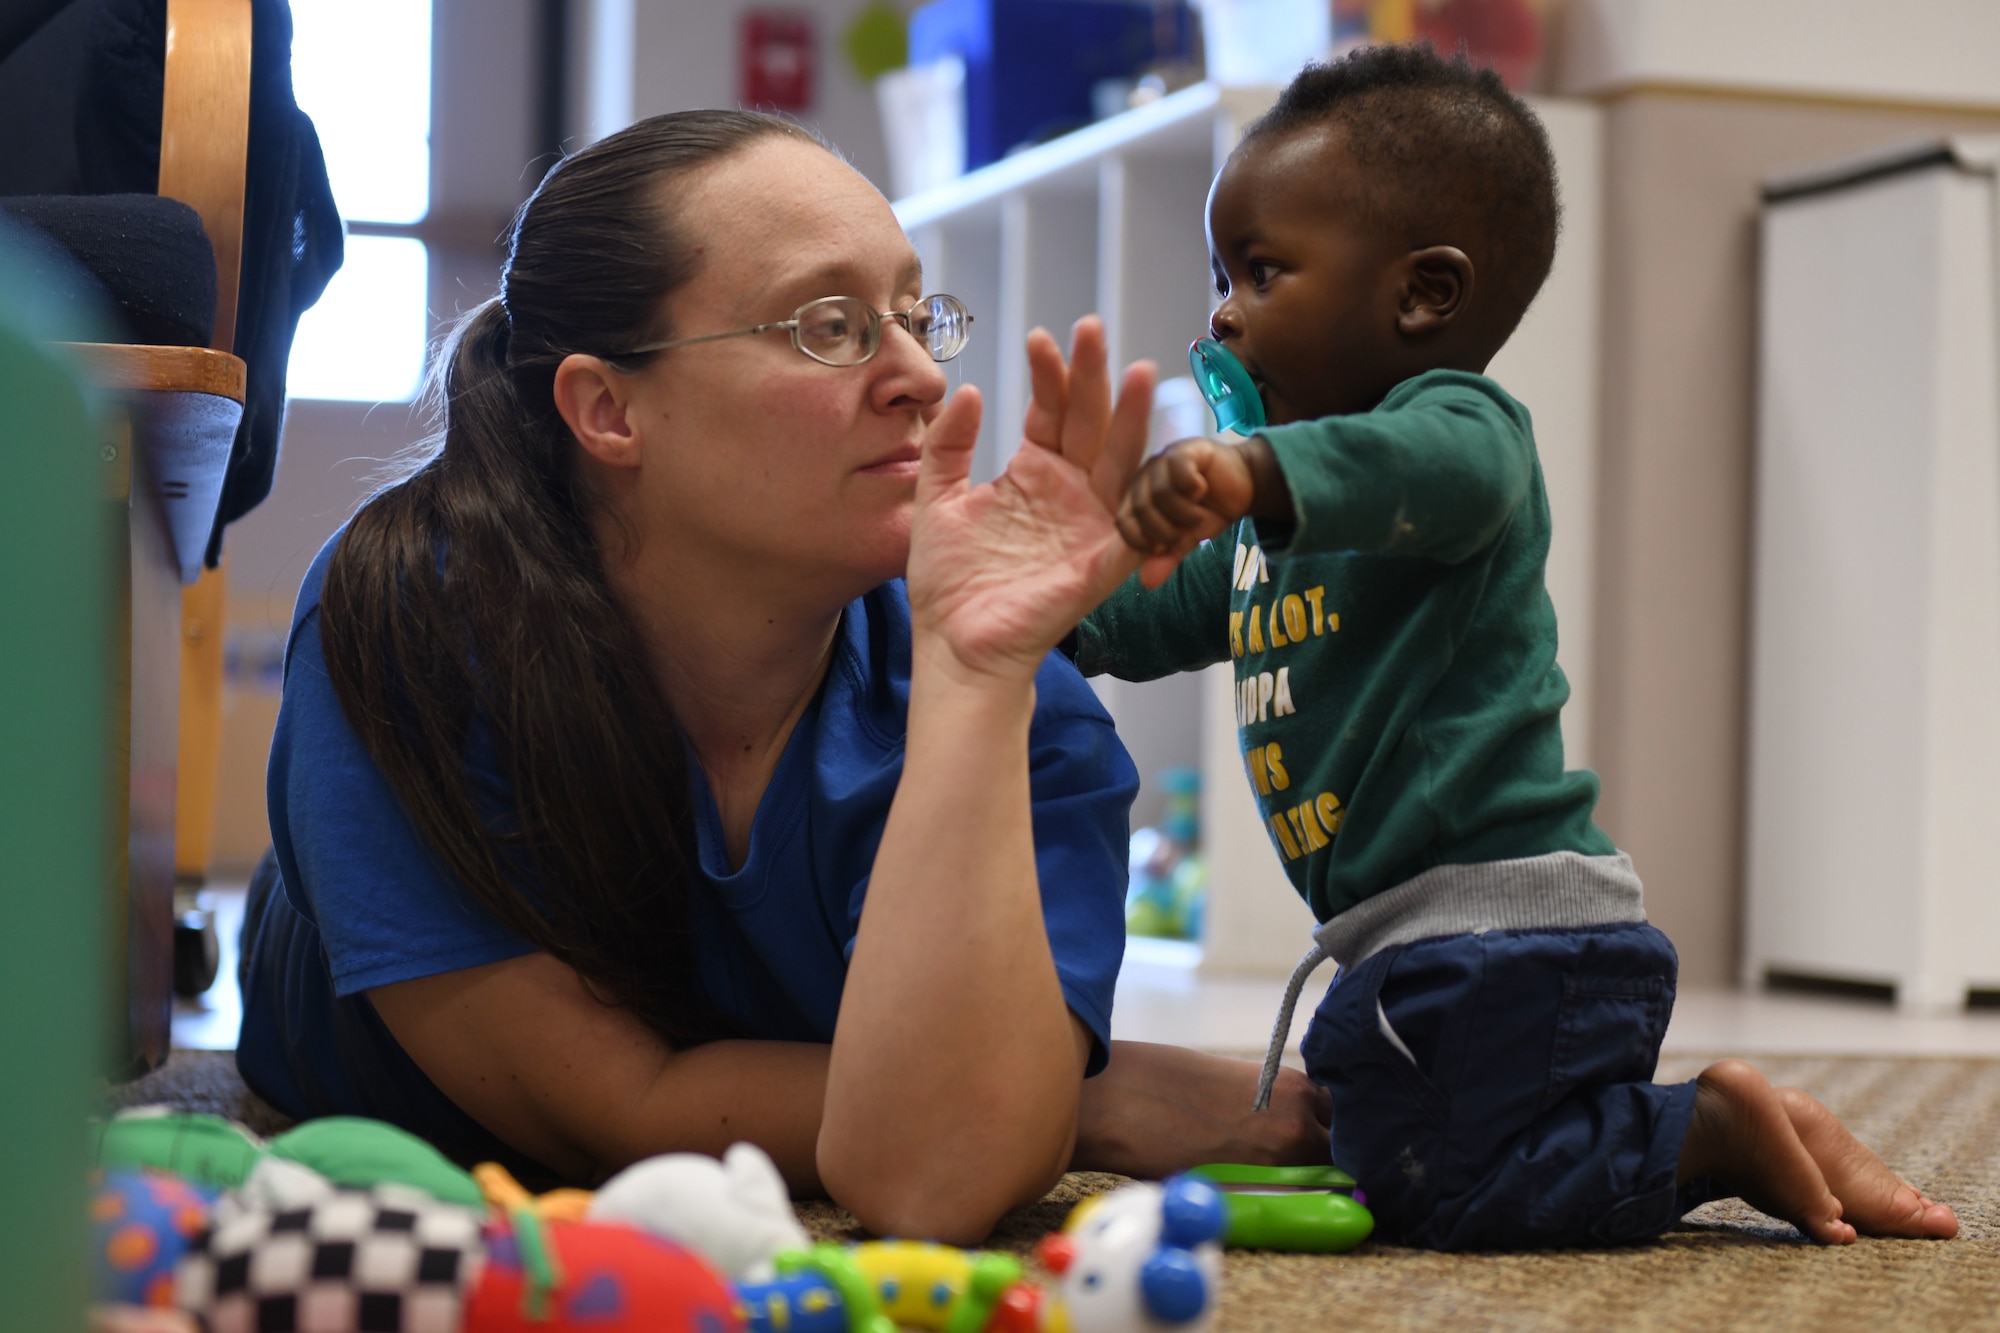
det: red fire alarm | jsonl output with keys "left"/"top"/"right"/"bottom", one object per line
{"left": 741, "top": 11, "right": 817, "bottom": 113}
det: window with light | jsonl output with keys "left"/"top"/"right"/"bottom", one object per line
{"left": 285, "top": 0, "right": 433, "bottom": 402}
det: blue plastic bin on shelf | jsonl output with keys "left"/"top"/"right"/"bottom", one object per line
{"left": 910, "top": 0, "right": 1194, "bottom": 171}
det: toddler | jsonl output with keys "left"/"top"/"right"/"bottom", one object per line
{"left": 1075, "top": 45, "right": 1957, "bottom": 1250}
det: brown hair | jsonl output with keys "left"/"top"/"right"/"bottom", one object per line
{"left": 318, "top": 111, "right": 825, "bottom": 1045}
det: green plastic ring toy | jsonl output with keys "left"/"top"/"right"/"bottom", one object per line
{"left": 1189, "top": 1163, "right": 1374, "bottom": 1254}
{"left": 1191, "top": 1163, "right": 1356, "bottom": 1190}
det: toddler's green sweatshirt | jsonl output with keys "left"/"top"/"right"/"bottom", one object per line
{"left": 1075, "top": 369, "right": 1614, "bottom": 928}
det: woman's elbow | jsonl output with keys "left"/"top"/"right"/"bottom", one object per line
{"left": 818, "top": 1136, "right": 1069, "bottom": 1245}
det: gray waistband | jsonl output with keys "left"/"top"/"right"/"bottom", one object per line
{"left": 1310, "top": 850, "right": 1647, "bottom": 968}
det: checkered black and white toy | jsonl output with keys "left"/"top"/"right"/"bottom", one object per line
{"left": 175, "top": 1185, "right": 484, "bottom": 1333}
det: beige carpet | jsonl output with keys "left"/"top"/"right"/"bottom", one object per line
{"left": 114, "top": 1051, "right": 2000, "bottom": 1330}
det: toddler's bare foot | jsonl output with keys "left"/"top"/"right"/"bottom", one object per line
{"left": 1680, "top": 1058, "right": 1853, "bottom": 1244}
{"left": 1779, "top": 1085, "right": 1958, "bottom": 1239}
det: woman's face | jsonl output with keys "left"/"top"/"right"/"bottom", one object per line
{"left": 615, "top": 137, "right": 948, "bottom": 597}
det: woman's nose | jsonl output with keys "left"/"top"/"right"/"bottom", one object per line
{"left": 874, "top": 319, "right": 948, "bottom": 407}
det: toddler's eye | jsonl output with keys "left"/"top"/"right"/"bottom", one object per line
{"left": 1248, "top": 261, "right": 1276, "bottom": 287}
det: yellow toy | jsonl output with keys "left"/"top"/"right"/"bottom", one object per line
{"left": 742, "top": 1241, "right": 1045, "bottom": 1333}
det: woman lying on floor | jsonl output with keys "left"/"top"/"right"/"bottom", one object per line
{"left": 235, "top": 109, "right": 1330, "bottom": 1242}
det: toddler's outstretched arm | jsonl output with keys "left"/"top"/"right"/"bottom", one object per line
{"left": 1117, "top": 436, "right": 1293, "bottom": 587}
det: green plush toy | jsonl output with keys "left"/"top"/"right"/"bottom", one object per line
{"left": 92, "top": 1108, "right": 483, "bottom": 1208}
{"left": 266, "top": 1117, "right": 484, "bottom": 1208}
{"left": 92, "top": 1110, "right": 266, "bottom": 1188}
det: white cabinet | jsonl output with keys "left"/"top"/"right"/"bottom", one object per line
{"left": 1746, "top": 139, "right": 2000, "bottom": 1010}
{"left": 895, "top": 86, "right": 1605, "bottom": 973}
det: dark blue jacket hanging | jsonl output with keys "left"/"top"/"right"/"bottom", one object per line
{"left": 0, "top": 0, "right": 343, "bottom": 563}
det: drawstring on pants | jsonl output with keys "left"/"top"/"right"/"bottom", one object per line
{"left": 1253, "top": 942, "right": 1333, "bottom": 1111}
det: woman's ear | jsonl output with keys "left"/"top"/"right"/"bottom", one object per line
{"left": 553, "top": 353, "right": 643, "bottom": 468}
{"left": 1396, "top": 246, "right": 1474, "bottom": 337}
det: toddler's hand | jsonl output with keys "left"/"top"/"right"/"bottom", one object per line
{"left": 1117, "top": 438, "right": 1258, "bottom": 588}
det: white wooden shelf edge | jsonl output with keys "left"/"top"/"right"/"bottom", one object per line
{"left": 892, "top": 82, "right": 1223, "bottom": 230}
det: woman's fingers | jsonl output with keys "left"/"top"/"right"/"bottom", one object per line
{"left": 1093, "top": 359, "right": 1157, "bottom": 508}
{"left": 1021, "top": 317, "right": 1152, "bottom": 514}
{"left": 1058, "top": 317, "right": 1114, "bottom": 472}
{"left": 1022, "top": 327, "right": 1067, "bottom": 451}
{"left": 917, "top": 385, "right": 984, "bottom": 508}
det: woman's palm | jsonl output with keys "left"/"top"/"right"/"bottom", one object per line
{"left": 906, "top": 320, "right": 1156, "bottom": 682}
{"left": 913, "top": 439, "right": 1133, "bottom": 678}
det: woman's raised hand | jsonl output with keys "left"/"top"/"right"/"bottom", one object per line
{"left": 906, "top": 316, "right": 1155, "bottom": 683}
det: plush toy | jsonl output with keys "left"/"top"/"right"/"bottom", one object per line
{"left": 476, "top": 1147, "right": 1226, "bottom": 1333}
{"left": 1036, "top": 1177, "right": 1227, "bottom": 1333}
{"left": 587, "top": 1143, "right": 810, "bottom": 1280}
{"left": 95, "top": 1109, "right": 486, "bottom": 1209}
{"left": 88, "top": 1306, "right": 200, "bottom": 1333}
{"left": 88, "top": 1169, "right": 219, "bottom": 1309}
{"left": 94, "top": 1110, "right": 266, "bottom": 1189}
{"left": 236, "top": 1154, "right": 340, "bottom": 1212}
{"left": 173, "top": 1185, "right": 486, "bottom": 1333}
{"left": 464, "top": 1213, "right": 745, "bottom": 1332}
{"left": 482, "top": 1149, "right": 1043, "bottom": 1333}
{"left": 265, "top": 1117, "right": 486, "bottom": 1209}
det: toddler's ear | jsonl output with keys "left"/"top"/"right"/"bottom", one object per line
{"left": 1397, "top": 246, "right": 1473, "bottom": 336}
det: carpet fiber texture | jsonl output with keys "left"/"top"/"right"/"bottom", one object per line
{"left": 110, "top": 1051, "right": 2000, "bottom": 1329}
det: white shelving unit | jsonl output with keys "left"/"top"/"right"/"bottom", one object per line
{"left": 894, "top": 85, "right": 1606, "bottom": 973}
{"left": 1745, "top": 139, "right": 2000, "bottom": 1011}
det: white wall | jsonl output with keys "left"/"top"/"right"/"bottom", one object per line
{"left": 430, "top": 0, "right": 543, "bottom": 218}
{"left": 1486, "top": 97, "right": 1602, "bottom": 768}
{"left": 1559, "top": 0, "right": 2000, "bottom": 110}
{"left": 581, "top": 0, "right": 895, "bottom": 191}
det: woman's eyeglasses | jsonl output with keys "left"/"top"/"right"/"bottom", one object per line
{"left": 617, "top": 293, "right": 973, "bottom": 367}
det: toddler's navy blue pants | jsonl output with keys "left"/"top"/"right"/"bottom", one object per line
{"left": 1301, "top": 922, "right": 1702, "bottom": 1250}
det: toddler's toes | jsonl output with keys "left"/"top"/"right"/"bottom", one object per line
{"left": 1779, "top": 1086, "right": 1958, "bottom": 1239}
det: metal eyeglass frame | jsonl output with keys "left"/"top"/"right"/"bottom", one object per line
{"left": 615, "top": 293, "right": 974, "bottom": 366}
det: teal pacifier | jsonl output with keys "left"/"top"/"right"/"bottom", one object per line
{"left": 1188, "top": 337, "right": 1265, "bottom": 434}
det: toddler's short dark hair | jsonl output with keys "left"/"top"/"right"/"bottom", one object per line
{"left": 1247, "top": 44, "right": 1560, "bottom": 341}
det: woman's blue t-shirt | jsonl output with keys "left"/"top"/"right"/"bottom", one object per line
{"left": 236, "top": 536, "right": 1139, "bottom": 1174}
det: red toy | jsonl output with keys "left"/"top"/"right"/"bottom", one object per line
{"left": 466, "top": 1215, "right": 745, "bottom": 1332}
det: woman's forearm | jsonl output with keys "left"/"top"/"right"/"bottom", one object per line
{"left": 818, "top": 317, "right": 1152, "bottom": 1238}
{"left": 371, "top": 955, "right": 830, "bottom": 1188}
{"left": 818, "top": 644, "right": 1089, "bottom": 1242}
